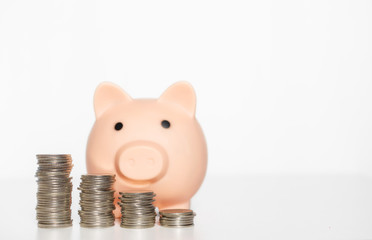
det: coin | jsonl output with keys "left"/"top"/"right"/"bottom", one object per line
{"left": 35, "top": 154, "right": 73, "bottom": 228}
{"left": 78, "top": 174, "right": 116, "bottom": 228}
{"left": 118, "top": 190, "right": 156, "bottom": 228}
{"left": 159, "top": 209, "right": 196, "bottom": 227}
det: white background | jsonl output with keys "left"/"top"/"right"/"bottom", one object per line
{"left": 1, "top": 1, "right": 372, "bottom": 239}
{"left": 0, "top": 0, "right": 372, "bottom": 178}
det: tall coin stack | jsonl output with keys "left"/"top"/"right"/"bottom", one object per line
{"left": 78, "top": 174, "right": 116, "bottom": 228}
{"left": 159, "top": 209, "right": 196, "bottom": 227}
{"left": 118, "top": 190, "right": 156, "bottom": 228}
{"left": 35, "top": 154, "right": 73, "bottom": 228}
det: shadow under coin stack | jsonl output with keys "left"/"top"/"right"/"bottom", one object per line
{"left": 78, "top": 174, "right": 116, "bottom": 228}
{"left": 159, "top": 209, "right": 196, "bottom": 227}
{"left": 119, "top": 190, "right": 156, "bottom": 228}
{"left": 35, "top": 154, "right": 73, "bottom": 228}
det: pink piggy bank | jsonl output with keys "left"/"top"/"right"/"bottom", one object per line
{"left": 86, "top": 82, "right": 207, "bottom": 217}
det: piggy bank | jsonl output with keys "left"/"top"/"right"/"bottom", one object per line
{"left": 86, "top": 81, "right": 207, "bottom": 217}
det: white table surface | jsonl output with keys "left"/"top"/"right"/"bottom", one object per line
{"left": 1, "top": 174, "right": 372, "bottom": 240}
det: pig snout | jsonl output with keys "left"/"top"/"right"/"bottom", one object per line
{"left": 115, "top": 141, "right": 168, "bottom": 182}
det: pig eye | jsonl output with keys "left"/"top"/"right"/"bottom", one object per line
{"left": 161, "top": 120, "right": 171, "bottom": 129}
{"left": 114, "top": 122, "right": 123, "bottom": 131}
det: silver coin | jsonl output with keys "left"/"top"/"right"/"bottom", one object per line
{"left": 77, "top": 174, "right": 116, "bottom": 228}
{"left": 118, "top": 190, "right": 156, "bottom": 228}
{"left": 79, "top": 215, "right": 114, "bottom": 220}
{"left": 121, "top": 210, "right": 155, "bottom": 214}
{"left": 79, "top": 191, "right": 112, "bottom": 195}
{"left": 80, "top": 218, "right": 115, "bottom": 223}
{"left": 36, "top": 215, "right": 72, "bottom": 220}
{"left": 80, "top": 223, "right": 114, "bottom": 228}
{"left": 160, "top": 219, "right": 195, "bottom": 224}
{"left": 81, "top": 174, "right": 115, "bottom": 178}
{"left": 160, "top": 223, "right": 195, "bottom": 227}
{"left": 38, "top": 223, "right": 73, "bottom": 227}
{"left": 159, "top": 209, "right": 193, "bottom": 214}
{"left": 119, "top": 190, "right": 154, "bottom": 195}
{"left": 120, "top": 224, "right": 155, "bottom": 229}
{"left": 36, "top": 154, "right": 71, "bottom": 158}
{"left": 79, "top": 205, "right": 114, "bottom": 210}
{"left": 159, "top": 209, "right": 196, "bottom": 227}
{"left": 35, "top": 154, "right": 73, "bottom": 228}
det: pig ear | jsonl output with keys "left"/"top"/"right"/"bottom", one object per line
{"left": 94, "top": 82, "right": 132, "bottom": 118}
{"left": 158, "top": 81, "right": 196, "bottom": 116}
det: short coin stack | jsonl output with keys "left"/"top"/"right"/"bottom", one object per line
{"left": 119, "top": 190, "right": 156, "bottom": 228}
{"left": 159, "top": 209, "right": 196, "bottom": 227}
{"left": 35, "top": 154, "right": 73, "bottom": 228}
{"left": 78, "top": 174, "right": 116, "bottom": 228}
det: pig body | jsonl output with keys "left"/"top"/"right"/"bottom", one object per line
{"left": 86, "top": 82, "right": 207, "bottom": 217}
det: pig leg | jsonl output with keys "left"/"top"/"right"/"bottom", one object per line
{"left": 114, "top": 204, "right": 122, "bottom": 218}
{"left": 159, "top": 201, "right": 190, "bottom": 210}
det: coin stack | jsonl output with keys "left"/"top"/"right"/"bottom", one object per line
{"left": 35, "top": 154, "right": 73, "bottom": 228}
{"left": 78, "top": 174, "right": 116, "bottom": 228}
{"left": 118, "top": 190, "right": 156, "bottom": 228}
{"left": 159, "top": 209, "right": 196, "bottom": 227}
